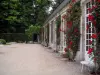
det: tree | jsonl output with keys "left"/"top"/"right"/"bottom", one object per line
{"left": 32, "top": 0, "right": 52, "bottom": 25}
{"left": 25, "top": 25, "right": 41, "bottom": 40}
{"left": 0, "top": 0, "right": 53, "bottom": 33}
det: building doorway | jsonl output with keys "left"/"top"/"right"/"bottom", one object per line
{"left": 32, "top": 33, "right": 38, "bottom": 43}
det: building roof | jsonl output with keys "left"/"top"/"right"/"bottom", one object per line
{"left": 44, "top": 0, "right": 70, "bottom": 25}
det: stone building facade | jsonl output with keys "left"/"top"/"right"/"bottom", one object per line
{"left": 41, "top": 0, "right": 96, "bottom": 62}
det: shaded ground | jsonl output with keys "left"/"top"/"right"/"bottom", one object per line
{"left": 0, "top": 44, "right": 88, "bottom": 75}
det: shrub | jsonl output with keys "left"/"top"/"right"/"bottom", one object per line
{"left": 25, "top": 25, "right": 41, "bottom": 40}
{"left": 0, "top": 39, "right": 6, "bottom": 44}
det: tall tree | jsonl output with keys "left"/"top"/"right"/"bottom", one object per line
{"left": 0, "top": 0, "right": 52, "bottom": 33}
{"left": 33, "top": 0, "right": 52, "bottom": 25}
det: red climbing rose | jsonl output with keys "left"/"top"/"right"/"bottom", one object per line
{"left": 88, "top": 8, "right": 92, "bottom": 13}
{"left": 92, "top": 5, "right": 98, "bottom": 10}
{"left": 64, "top": 48, "right": 67, "bottom": 52}
{"left": 67, "top": 21, "right": 72, "bottom": 28}
{"left": 91, "top": 34, "right": 97, "bottom": 39}
{"left": 92, "top": 20, "right": 96, "bottom": 26}
{"left": 88, "top": 48, "right": 93, "bottom": 54}
{"left": 97, "top": 0, "right": 100, "bottom": 3}
{"left": 88, "top": 14, "right": 94, "bottom": 21}
{"left": 72, "top": 0, "right": 76, "bottom": 2}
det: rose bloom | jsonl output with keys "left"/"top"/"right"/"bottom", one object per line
{"left": 88, "top": 14, "right": 94, "bottom": 21}
{"left": 88, "top": 48, "right": 93, "bottom": 54}
{"left": 64, "top": 48, "right": 68, "bottom": 52}
{"left": 91, "top": 34, "right": 97, "bottom": 39}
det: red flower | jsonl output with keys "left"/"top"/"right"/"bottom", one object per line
{"left": 92, "top": 20, "right": 96, "bottom": 26}
{"left": 92, "top": 0, "right": 100, "bottom": 3}
{"left": 88, "top": 14, "right": 94, "bottom": 21}
{"left": 72, "top": 0, "right": 76, "bottom": 2}
{"left": 68, "top": 45, "right": 71, "bottom": 48}
{"left": 70, "top": 41, "right": 73, "bottom": 45}
{"left": 67, "top": 40, "right": 73, "bottom": 49}
{"left": 87, "top": 8, "right": 92, "bottom": 13}
{"left": 91, "top": 34, "right": 97, "bottom": 39}
{"left": 92, "top": 5, "right": 98, "bottom": 10}
{"left": 97, "top": 0, "right": 100, "bottom": 3}
{"left": 88, "top": 48, "right": 93, "bottom": 54}
{"left": 64, "top": 48, "right": 67, "bottom": 52}
{"left": 67, "top": 21, "right": 73, "bottom": 28}
{"left": 74, "top": 28, "right": 78, "bottom": 33}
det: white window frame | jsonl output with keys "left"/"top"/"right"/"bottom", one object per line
{"left": 85, "top": 0, "right": 96, "bottom": 61}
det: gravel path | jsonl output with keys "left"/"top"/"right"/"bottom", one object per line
{"left": 0, "top": 44, "right": 88, "bottom": 75}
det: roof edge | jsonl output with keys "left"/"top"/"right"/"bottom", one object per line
{"left": 44, "top": 0, "right": 70, "bottom": 25}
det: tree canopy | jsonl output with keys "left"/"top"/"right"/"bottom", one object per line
{"left": 0, "top": 0, "right": 53, "bottom": 33}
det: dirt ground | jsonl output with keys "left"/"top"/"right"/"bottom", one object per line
{"left": 0, "top": 44, "right": 88, "bottom": 75}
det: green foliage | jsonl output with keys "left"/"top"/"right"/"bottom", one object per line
{"left": 0, "top": 0, "right": 53, "bottom": 33}
{"left": 56, "top": 15, "right": 61, "bottom": 26}
{"left": 91, "top": 1, "right": 100, "bottom": 73}
{"left": 0, "top": 39, "right": 6, "bottom": 44}
{"left": 0, "top": 33, "right": 28, "bottom": 42}
{"left": 66, "top": 1, "right": 81, "bottom": 60}
{"left": 33, "top": 0, "right": 52, "bottom": 25}
{"left": 25, "top": 25, "right": 41, "bottom": 40}
{"left": 56, "top": 15, "right": 61, "bottom": 45}
{"left": 0, "top": 0, "right": 33, "bottom": 33}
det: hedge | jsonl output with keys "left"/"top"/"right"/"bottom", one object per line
{"left": 0, "top": 39, "right": 6, "bottom": 44}
{"left": 0, "top": 33, "right": 28, "bottom": 42}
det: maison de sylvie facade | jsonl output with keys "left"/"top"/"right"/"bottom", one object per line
{"left": 41, "top": 0, "right": 98, "bottom": 62}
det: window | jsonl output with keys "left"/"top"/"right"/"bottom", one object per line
{"left": 85, "top": 1, "right": 96, "bottom": 51}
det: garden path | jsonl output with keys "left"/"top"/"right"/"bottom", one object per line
{"left": 0, "top": 44, "right": 88, "bottom": 75}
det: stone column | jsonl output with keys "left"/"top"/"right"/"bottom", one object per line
{"left": 49, "top": 22, "right": 51, "bottom": 47}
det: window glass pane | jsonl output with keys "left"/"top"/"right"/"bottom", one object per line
{"left": 89, "top": 22, "right": 91, "bottom": 27}
{"left": 92, "top": 0, "right": 94, "bottom": 5}
{"left": 92, "top": 27, "right": 95, "bottom": 33}
{"left": 89, "top": 34, "right": 91, "bottom": 39}
{"left": 86, "top": 17, "right": 88, "bottom": 22}
{"left": 89, "top": 28, "right": 91, "bottom": 33}
{"left": 86, "top": 9, "right": 89, "bottom": 14}
{"left": 89, "top": 2, "right": 91, "bottom": 8}
{"left": 86, "top": 40, "right": 89, "bottom": 45}
{"left": 86, "top": 3, "right": 88, "bottom": 8}
{"left": 86, "top": 46, "right": 88, "bottom": 51}
{"left": 86, "top": 34, "right": 88, "bottom": 39}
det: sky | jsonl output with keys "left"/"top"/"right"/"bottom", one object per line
{"left": 48, "top": 0, "right": 56, "bottom": 13}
